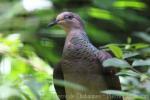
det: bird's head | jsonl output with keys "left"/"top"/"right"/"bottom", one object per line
{"left": 48, "top": 12, "right": 84, "bottom": 32}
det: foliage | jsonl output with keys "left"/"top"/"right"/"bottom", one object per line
{"left": 0, "top": 0, "right": 150, "bottom": 99}
{"left": 102, "top": 42, "right": 150, "bottom": 99}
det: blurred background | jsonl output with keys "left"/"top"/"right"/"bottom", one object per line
{"left": 0, "top": 0, "right": 150, "bottom": 100}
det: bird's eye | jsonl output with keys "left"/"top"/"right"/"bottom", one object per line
{"left": 64, "top": 15, "right": 73, "bottom": 20}
{"left": 68, "top": 15, "right": 73, "bottom": 19}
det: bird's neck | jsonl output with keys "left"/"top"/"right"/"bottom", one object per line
{"left": 64, "top": 29, "right": 88, "bottom": 46}
{"left": 62, "top": 29, "right": 90, "bottom": 58}
{"left": 64, "top": 26, "right": 84, "bottom": 33}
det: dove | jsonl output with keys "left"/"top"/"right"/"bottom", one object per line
{"left": 48, "top": 12, "right": 122, "bottom": 100}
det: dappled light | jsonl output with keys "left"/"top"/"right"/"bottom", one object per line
{"left": 113, "top": 1, "right": 147, "bottom": 9}
{"left": 22, "top": 0, "right": 53, "bottom": 12}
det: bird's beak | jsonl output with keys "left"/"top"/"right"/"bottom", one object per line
{"left": 48, "top": 19, "right": 59, "bottom": 27}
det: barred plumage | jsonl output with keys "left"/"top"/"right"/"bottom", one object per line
{"left": 49, "top": 12, "right": 122, "bottom": 100}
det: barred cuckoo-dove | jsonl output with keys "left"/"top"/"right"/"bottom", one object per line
{"left": 48, "top": 12, "right": 122, "bottom": 100}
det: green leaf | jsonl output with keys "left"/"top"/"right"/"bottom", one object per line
{"left": 107, "top": 44, "right": 123, "bottom": 58}
{"left": 22, "top": 77, "right": 42, "bottom": 99}
{"left": 140, "top": 47, "right": 150, "bottom": 54}
{"left": 88, "top": 7, "right": 124, "bottom": 27}
{"left": 132, "top": 59, "right": 150, "bottom": 66}
{"left": 127, "top": 37, "right": 132, "bottom": 44}
{"left": 53, "top": 79, "right": 87, "bottom": 91}
{"left": 140, "top": 74, "right": 149, "bottom": 81}
{"left": 86, "top": 24, "right": 115, "bottom": 43}
{"left": 116, "top": 70, "right": 140, "bottom": 77}
{"left": 113, "top": 1, "right": 146, "bottom": 9}
{"left": 123, "top": 52, "right": 139, "bottom": 59}
{"left": 101, "top": 90, "right": 144, "bottom": 99}
{"left": 103, "top": 58, "right": 131, "bottom": 68}
{"left": 0, "top": 84, "right": 20, "bottom": 99}
{"left": 132, "top": 43, "right": 149, "bottom": 49}
{"left": 134, "top": 32, "right": 150, "bottom": 43}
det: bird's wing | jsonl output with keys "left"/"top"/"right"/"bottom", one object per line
{"left": 97, "top": 50, "right": 122, "bottom": 100}
{"left": 97, "top": 50, "right": 121, "bottom": 90}
{"left": 53, "top": 61, "right": 66, "bottom": 100}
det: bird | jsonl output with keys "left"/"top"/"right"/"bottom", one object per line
{"left": 48, "top": 12, "right": 122, "bottom": 100}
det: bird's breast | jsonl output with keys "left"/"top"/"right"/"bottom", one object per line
{"left": 61, "top": 58, "right": 101, "bottom": 74}
{"left": 62, "top": 36, "right": 102, "bottom": 73}
{"left": 63, "top": 41, "right": 97, "bottom": 60}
